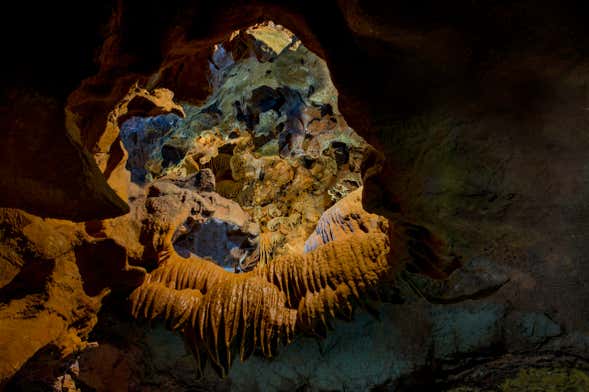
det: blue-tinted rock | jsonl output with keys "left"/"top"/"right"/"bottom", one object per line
{"left": 430, "top": 302, "right": 507, "bottom": 360}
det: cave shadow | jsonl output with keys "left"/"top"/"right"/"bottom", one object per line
{"left": 0, "top": 257, "right": 55, "bottom": 304}
{"left": 74, "top": 239, "right": 145, "bottom": 297}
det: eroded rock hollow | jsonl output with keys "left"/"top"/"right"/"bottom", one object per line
{"left": 106, "top": 24, "right": 449, "bottom": 377}
{"left": 2, "top": 1, "right": 589, "bottom": 391}
{"left": 0, "top": 21, "right": 446, "bottom": 388}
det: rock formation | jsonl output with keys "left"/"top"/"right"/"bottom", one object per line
{"left": 1, "top": 1, "right": 589, "bottom": 390}
{"left": 118, "top": 27, "right": 447, "bottom": 377}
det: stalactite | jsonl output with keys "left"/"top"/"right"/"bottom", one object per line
{"left": 304, "top": 187, "right": 388, "bottom": 252}
{"left": 129, "top": 231, "right": 391, "bottom": 376}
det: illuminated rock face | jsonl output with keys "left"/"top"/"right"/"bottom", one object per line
{"left": 0, "top": 209, "right": 145, "bottom": 385}
{"left": 117, "top": 24, "right": 403, "bottom": 375}
{"left": 3, "top": 2, "right": 589, "bottom": 390}
{"left": 120, "top": 113, "right": 183, "bottom": 184}
{"left": 119, "top": 22, "right": 374, "bottom": 269}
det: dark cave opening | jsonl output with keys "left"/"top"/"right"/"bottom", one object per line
{"left": 117, "top": 21, "right": 375, "bottom": 274}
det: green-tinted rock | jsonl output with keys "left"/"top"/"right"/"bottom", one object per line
{"left": 500, "top": 368, "right": 589, "bottom": 392}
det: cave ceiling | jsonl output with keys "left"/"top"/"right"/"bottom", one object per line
{"left": 1, "top": 0, "right": 589, "bottom": 389}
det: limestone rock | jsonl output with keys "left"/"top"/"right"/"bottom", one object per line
{"left": 0, "top": 210, "right": 101, "bottom": 384}
{"left": 408, "top": 257, "right": 510, "bottom": 303}
{"left": 2, "top": 1, "right": 589, "bottom": 390}
{"left": 0, "top": 91, "right": 129, "bottom": 221}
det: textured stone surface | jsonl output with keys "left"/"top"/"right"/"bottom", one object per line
{"left": 0, "top": 210, "right": 106, "bottom": 384}
{"left": 409, "top": 257, "right": 510, "bottom": 303}
{"left": 113, "top": 24, "right": 373, "bottom": 265}
{"left": 227, "top": 303, "right": 431, "bottom": 391}
{"left": 96, "top": 293, "right": 584, "bottom": 391}
{"left": 0, "top": 91, "right": 129, "bottom": 221}
{"left": 1, "top": 1, "right": 589, "bottom": 390}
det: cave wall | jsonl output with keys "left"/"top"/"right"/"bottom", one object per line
{"left": 1, "top": 0, "right": 588, "bottom": 389}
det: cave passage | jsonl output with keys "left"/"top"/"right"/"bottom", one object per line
{"left": 119, "top": 21, "right": 376, "bottom": 272}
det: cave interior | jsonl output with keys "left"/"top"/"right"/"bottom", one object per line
{"left": 1, "top": 1, "right": 589, "bottom": 391}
